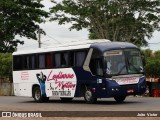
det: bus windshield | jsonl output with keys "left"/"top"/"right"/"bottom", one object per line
{"left": 104, "top": 49, "right": 144, "bottom": 76}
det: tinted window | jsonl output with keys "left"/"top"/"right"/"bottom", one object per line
{"left": 54, "top": 53, "right": 61, "bottom": 67}
{"left": 24, "top": 56, "right": 30, "bottom": 69}
{"left": 46, "top": 53, "right": 52, "bottom": 68}
{"left": 61, "top": 52, "right": 69, "bottom": 67}
{"left": 75, "top": 51, "right": 86, "bottom": 67}
{"left": 31, "top": 55, "right": 36, "bottom": 69}
{"left": 69, "top": 51, "right": 75, "bottom": 66}
{"left": 38, "top": 54, "right": 45, "bottom": 69}
{"left": 13, "top": 56, "right": 23, "bottom": 70}
{"left": 13, "top": 49, "right": 88, "bottom": 70}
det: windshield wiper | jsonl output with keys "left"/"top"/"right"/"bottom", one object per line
{"left": 117, "top": 65, "right": 126, "bottom": 75}
{"left": 126, "top": 57, "right": 140, "bottom": 73}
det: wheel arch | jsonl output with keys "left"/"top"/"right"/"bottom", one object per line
{"left": 80, "top": 84, "right": 89, "bottom": 96}
{"left": 32, "top": 84, "right": 40, "bottom": 98}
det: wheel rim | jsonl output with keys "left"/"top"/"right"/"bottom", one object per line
{"left": 85, "top": 90, "right": 92, "bottom": 101}
{"left": 35, "top": 89, "right": 41, "bottom": 100}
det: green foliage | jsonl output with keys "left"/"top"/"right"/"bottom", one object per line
{"left": 141, "top": 49, "right": 153, "bottom": 59}
{"left": 143, "top": 49, "right": 160, "bottom": 77}
{"left": 145, "top": 59, "right": 160, "bottom": 77}
{"left": 50, "top": 0, "right": 160, "bottom": 47}
{"left": 0, "top": 38, "right": 24, "bottom": 53}
{"left": 0, "top": 53, "right": 12, "bottom": 81}
{"left": 0, "top": 0, "right": 49, "bottom": 53}
{"left": 154, "top": 50, "right": 160, "bottom": 59}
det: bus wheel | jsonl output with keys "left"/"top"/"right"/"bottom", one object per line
{"left": 33, "top": 86, "right": 49, "bottom": 103}
{"left": 114, "top": 96, "right": 126, "bottom": 103}
{"left": 33, "top": 86, "right": 43, "bottom": 102}
{"left": 84, "top": 88, "right": 97, "bottom": 104}
{"left": 60, "top": 98, "right": 73, "bottom": 102}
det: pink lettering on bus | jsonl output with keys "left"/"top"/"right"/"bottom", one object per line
{"left": 55, "top": 81, "right": 76, "bottom": 90}
{"left": 47, "top": 70, "right": 74, "bottom": 82}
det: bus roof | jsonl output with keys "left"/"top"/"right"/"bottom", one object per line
{"left": 91, "top": 42, "right": 138, "bottom": 52}
{"left": 13, "top": 39, "right": 137, "bottom": 55}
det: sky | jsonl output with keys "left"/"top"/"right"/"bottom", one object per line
{"left": 17, "top": 0, "right": 88, "bottom": 50}
{"left": 17, "top": 0, "right": 160, "bottom": 51}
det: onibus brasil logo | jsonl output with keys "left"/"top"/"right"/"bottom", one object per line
{"left": 1, "top": 112, "right": 42, "bottom": 118}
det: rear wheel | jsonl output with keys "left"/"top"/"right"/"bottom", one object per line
{"left": 33, "top": 86, "right": 49, "bottom": 103}
{"left": 114, "top": 96, "right": 126, "bottom": 103}
{"left": 84, "top": 87, "right": 97, "bottom": 104}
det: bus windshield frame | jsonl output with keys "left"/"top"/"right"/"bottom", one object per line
{"left": 103, "top": 49, "right": 144, "bottom": 76}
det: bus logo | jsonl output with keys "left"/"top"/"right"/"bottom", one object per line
{"left": 47, "top": 70, "right": 74, "bottom": 82}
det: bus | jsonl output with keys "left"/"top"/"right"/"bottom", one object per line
{"left": 12, "top": 39, "right": 146, "bottom": 103}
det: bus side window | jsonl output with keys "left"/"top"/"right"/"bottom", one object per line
{"left": 96, "top": 59, "right": 103, "bottom": 76}
{"left": 61, "top": 52, "right": 69, "bottom": 67}
{"left": 46, "top": 53, "right": 52, "bottom": 68}
{"left": 24, "top": 55, "right": 30, "bottom": 69}
{"left": 13, "top": 56, "right": 23, "bottom": 70}
{"left": 38, "top": 54, "right": 45, "bottom": 69}
{"left": 31, "top": 55, "right": 35, "bottom": 69}
{"left": 89, "top": 59, "right": 96, "bottom": 75}
{"left": 54, "top": 53, "right": 61, "bottom": 68}
{"left": 69, "top": 51, "right": 75, "bottom": 67}
{"left": 89, "top": 58, "right": 103, "bottom": 76}
{"left": 75, "top": 51, "right": 86, "bottom": 67}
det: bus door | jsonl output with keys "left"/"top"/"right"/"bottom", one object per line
{"left": 93, "top": 58, "right": 106, "bottom": 97}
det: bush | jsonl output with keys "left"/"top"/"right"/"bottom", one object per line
{"left": 0, "top": 53, "right": 12, "bottom": 82}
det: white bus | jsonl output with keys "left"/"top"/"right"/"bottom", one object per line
{"left": 13, "top": 40, "right": 146, "bottom": 103}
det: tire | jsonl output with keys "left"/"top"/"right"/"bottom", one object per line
{"left": 114, "top": 96, "right": 126, "bottom": 103}
{"left": 33, "top": 86, "right": 49, "bottom": 103}
{"left": 84, "top": 87, "right": 97, "bottom": 104}
{"left": 60, "top": 98, "right": 73, "bottom": 102}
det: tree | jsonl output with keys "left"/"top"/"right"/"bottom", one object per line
{"left": 143, "top": 49, "right": 160, "bottom": 77}
{"left": 0, "top": 0, "right": 49, "bottom": 53}
{"left": 0, "top": 53, "right": 12, "bottom": 82}
{"left": 50, "top": 0, "right": 160, "bottom": 47}
{"left": 0, "top": 36, "right": 24, "bottom": 53}
{"left": 141, "top": 49, "right": 153, "bottom": 59}
{"left": 154, "top": 50, "right": 160, "bottom": 59}
{"left": 145, "top": 59, "right": 160, "bottom": 77}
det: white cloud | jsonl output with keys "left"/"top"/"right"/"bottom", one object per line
{"left": 17, "top": 20, "right": 89, "bottom": 50}
{"left": 17, "top": 0, "right": 88, "bottom": 51}
{"left": 143, "top": 31, "right": 160, "bottom": 51}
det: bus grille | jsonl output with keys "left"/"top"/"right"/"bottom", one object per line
{"left": 121, "top": 84, "right": 138, "bottom": 91}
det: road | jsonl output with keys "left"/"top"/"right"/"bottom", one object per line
{"left": 0, "top": 96, "right": 160, "bottom": 112}
{"left": 0, "top": 96, "right": 160, "bottom": 120}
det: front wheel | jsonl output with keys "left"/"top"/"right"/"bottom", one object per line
{"left": 114, "top": 96, "right": 126, "bottom": 103}
{"left": 33, "top": 86, "right": 49, "bottom": 103}
{"left": 84, "top": 88, "right": 97, "bottom": 104}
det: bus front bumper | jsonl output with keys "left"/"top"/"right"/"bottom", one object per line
{"left": 103, "top": 77, "right": 146, "bottom": 97}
